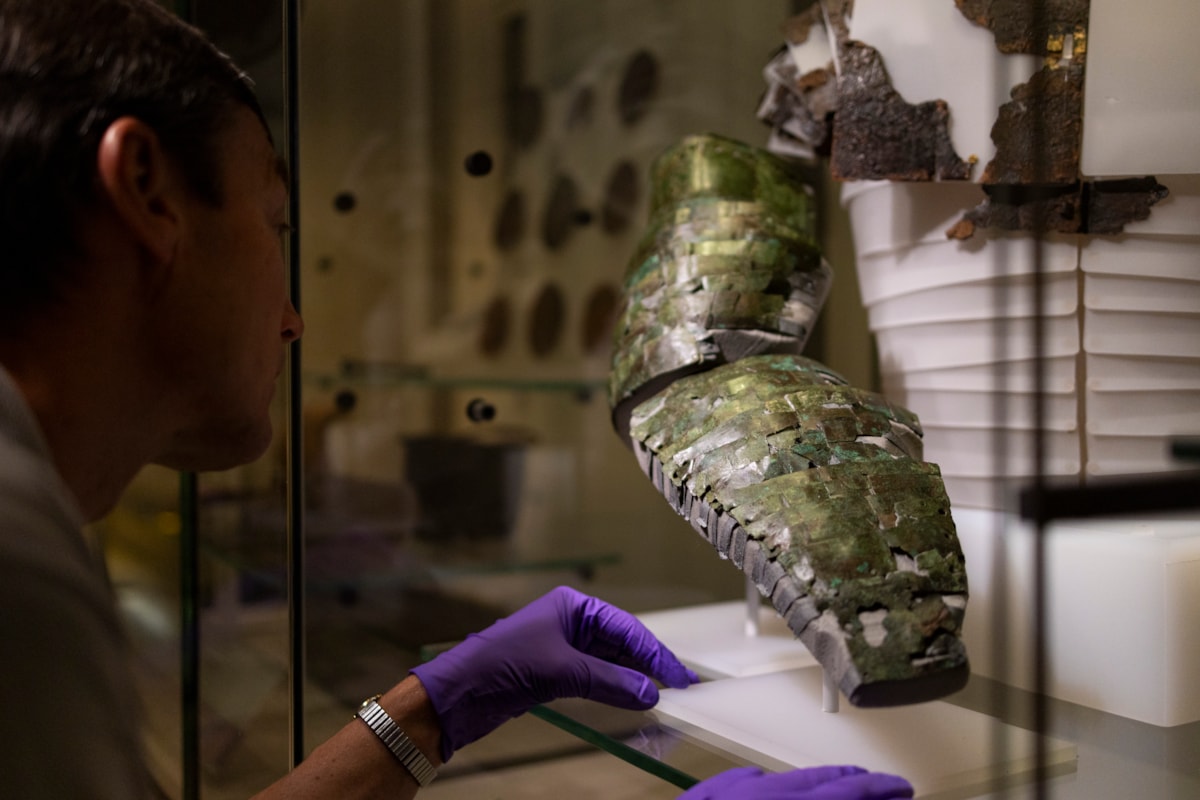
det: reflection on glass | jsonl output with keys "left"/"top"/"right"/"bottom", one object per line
{"left": 109, "top": 1, "right": 859, "bottom": 797}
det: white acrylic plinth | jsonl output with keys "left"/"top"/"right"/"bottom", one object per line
{"left": 1082, "top": 0, "right": 1200, "bottom": 176}
{"left": 652, "top": 668, "right": 1077, "bottom": 800}
{"left": 637, "top": 601, "right": 816, "bottom": 680}
{"left": 957, "top": 508, "right": 1200, "bottom": 727}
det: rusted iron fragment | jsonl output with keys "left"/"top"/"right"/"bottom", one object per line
{"left": 830, "top": 40, "right": 972, "bottom": 181}
{"left": 981, "top": 62, "right": 1085, "bottom": 185}
{"left": 759, "top": 0, "right": 974, "bottom": 180}
{"left": 948, "top": 53, "right": 1090, "bottom": 238}
{"left": 947, "top": 178, "right": 1170, "bottom": 239}
{"left": 954, "top": 0, "right": 1090, "bottom": 55}
{"left": 625, "top": 354, "right": 970, "bottom": 707}
{"left": 757, "top": 4, "right": 840, "bottom": 155}
{"left": 758, "top": 47, "right": 838, "bottom": 155}
{"left": 951, "top": 183, "right": 1083, "bottom": 238}
{"left": 818, "top": 0, "right": 853, "bottom": 39}
{"left": 1088, "top": 177, "right": 1170, "bottom": 234}
{"left": 780, "top": 5, "right": 821, "bottom": 46}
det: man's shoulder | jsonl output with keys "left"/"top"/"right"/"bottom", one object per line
{"left": 0, "top": 418, "right": 148, "bottom": 799}
{"left": 0, "top": 426, "right": 93, "bottom": 569}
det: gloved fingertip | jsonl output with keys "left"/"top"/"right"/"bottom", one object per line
{"left": 661, "top": 666, "right": 698, "bottom": 689}
{"left": 613, "top": 675, "right": 660, "bottom": 709}
{"left": 861, "top": 772, "right": 915, "bottom": 798}
{"left": 637, "top": 678, "right": 661, "bottom": 707}
{"left": 827, "top": 764, "right": 869, "bottom": 778}
{"left": 653, "top": 652, "right": 699, "bottom": 689}
{"left": 827, "top": 770, "right": 915, "bottom": 799}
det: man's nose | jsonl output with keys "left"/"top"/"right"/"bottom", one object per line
{"left": 281, "top": 299, "right": 304, "bottom": 342}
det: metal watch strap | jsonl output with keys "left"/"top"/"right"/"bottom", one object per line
{"left": 355, "top": 695, "right": 438, "bottom": 786}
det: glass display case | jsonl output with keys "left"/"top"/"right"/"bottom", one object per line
{"left": 96, "top": 1, "right": 1200, "bottom": 798}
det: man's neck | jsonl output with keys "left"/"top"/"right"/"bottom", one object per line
{"left": 0, "top": 323, "right": 168, "bottom": 522}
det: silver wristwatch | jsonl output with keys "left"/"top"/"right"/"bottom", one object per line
{"left": 355, "top": 694, "right": 438, "bottom": 786}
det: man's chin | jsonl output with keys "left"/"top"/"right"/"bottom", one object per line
{"left": 156, "top": 425, "right": 275, "bottom": 472}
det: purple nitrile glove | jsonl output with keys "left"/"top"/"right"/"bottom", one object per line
{"left": 678, "top": 766, "right": 914, "bottom": 800}
{"left": 410, "top": 585, "right": 699, "bottom": 761}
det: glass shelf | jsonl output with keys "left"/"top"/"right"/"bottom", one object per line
{"left": 196, "top": 500, "right": 622, "bottom": 597}
{"left": 304, "top": 360, "right": 608, "bottom": 396}
{"left": 200, "top": 536, "right": 620, "bottom": 594}
{"left": 408, "top": 655, "right": 750, "bottom": 791}
{"left": 528, "top": 702, "right": 731, "bottom": 791}
{"left": 532, "top": 673, "right": 1200, "bottom": 799}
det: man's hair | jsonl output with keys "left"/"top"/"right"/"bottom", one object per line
{"left": 0, "top": 0, "right": 267, "bottom": 319}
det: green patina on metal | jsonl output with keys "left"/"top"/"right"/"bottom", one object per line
{"left": 632, "top": 354, "right": 847, "bottom": 442}
{"left": 626, "top": 355, "right": 969, "bottom": 696}
{"left": 634, "top": 367, "right": 924, "bottom": 489}
{"left": 648, "top": 135, "right": 817, "bottom": 227}
{"left": 608, "top": 136, "right": 831, "bottom": 411}
{"left": 609, "top": 135, "right": 970, "bottom": 706}
{"left": 637, "top": 199, "right": 817, "bottom": 260}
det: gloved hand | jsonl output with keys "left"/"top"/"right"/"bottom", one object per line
{"left": 410, "top": 585, "right": 698, "bottom": 761}
{"left": 679, "top": 766, "right": 914, "bottom": 800}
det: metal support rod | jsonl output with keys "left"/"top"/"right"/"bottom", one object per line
{"left": 1029, "top": 4, "right": 1050, "bottom": 797}
{"left": 822, "top": 667, "right": 840, "bottom": 713}
{"left": 1020, "top": 470, "right": 1200, "bottom": 522}
{"left": 744, "top": 576, "right": 760, "bottom": 638}
{"left": 283, "top": 0, "right": 306, "bottom": 769}
{"left": 173, "top": 8, "right": 200, "bottom": 799}
{"left": 179, "top": 471, "right": 199, "bottom": 800}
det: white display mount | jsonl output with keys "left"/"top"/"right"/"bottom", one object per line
{"left": 638, "top": 584, "right": 1077, "bottom": 799}
{"left": 956, "top": 508, "right": 1200, "bottom": 728}
{"left": 635, "top": 588, "right": 818, "bottom": 681}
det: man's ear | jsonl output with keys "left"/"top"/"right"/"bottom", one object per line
{"left": 94, "top": 117, "right": 183, "bottom": 267}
